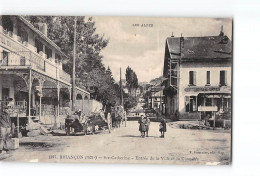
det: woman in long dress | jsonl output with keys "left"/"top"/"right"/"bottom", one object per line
{"left": 138, "top": 115, "right": 146, "bottom": 138}
{"left": 159, "top": 118, "right": 167, "bottom": 138}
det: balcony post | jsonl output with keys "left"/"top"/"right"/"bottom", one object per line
{"left": 56, "top": 83, "right": 60, "bottom": 128}
{"left": 38, "top": 81, "right": 43, "bottom": 121}
{"left": 28, "top": 69, "right": 32, "bottom": 123}
{"left": 39, "top": 94, "right": 42, "bottom": 121}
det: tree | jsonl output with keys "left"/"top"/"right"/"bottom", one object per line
{"left": 106, "top": 66, "right": 115, "bottom": 84}
{"left": 24, "top": 16, "right": 121, "bottom": 107}
{"left": 125, "top": 66, "right": 138, "bottom": 96}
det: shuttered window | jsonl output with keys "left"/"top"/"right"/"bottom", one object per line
{"left": 220, "top": 70, "right": 227, "bottom": 86}
{"left": 207, "top": 71, "right": 210, "bottom": 85}
{"left": 189, "top": 71, "right": 196, "bottom": 85}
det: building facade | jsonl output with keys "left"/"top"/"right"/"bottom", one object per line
{"left": 0, "top": 15, "right": 89, "bottom": 127}
{"left": 149, "top": 85, "right": 164, "bottom": 112}
{"left": 163, "top": 30, "right": 232, "bottom": 120}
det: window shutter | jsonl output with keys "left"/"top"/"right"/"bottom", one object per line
{"left": 207, "top": 71, "right": 210, "bottom": 84}
{"left": 193, "top": 71, "right": 197, "bottom": 85}
{"left": 220, "top": 70, "right": 227, "bottom": 86}
{"left": 224, "top": 71, "right": 227, "bottom": 85}
{"left": 189, "top": 71, "right": 192, "bottom": 85}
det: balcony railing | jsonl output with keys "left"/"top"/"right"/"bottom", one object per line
{"left": 60, "top": 70, "right": 71, "bottom": 84}
{"left": 0, "top": 31, "right": 71, "bottom": 84}
{"left": 0, "top": 101, "right": 27, "bottom": 117}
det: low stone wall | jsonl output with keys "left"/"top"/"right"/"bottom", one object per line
{"left": 75, "top": 99, "right": 102, "bottom": 115}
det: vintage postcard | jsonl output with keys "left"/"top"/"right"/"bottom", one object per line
{"left": 0, "top": 15, "right": 232, "bottom": 165}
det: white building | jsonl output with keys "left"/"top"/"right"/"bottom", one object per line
{"left": 162, "top": 30, "right": 232, "bottom": 120}
{"left": 0, "top": 15, "right": 89, "bottom": 127}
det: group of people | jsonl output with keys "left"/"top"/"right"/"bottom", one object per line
{"left": 138, "top": 115, "right": 150, "bottom": 137}
{"left": 138, "top": 116, "right": 167, "bottom": 138}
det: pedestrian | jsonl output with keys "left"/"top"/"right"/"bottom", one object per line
{"left": 144, "top": 116, "right": 150, "bottom": 137}
{"left": 0, "top": 104, "right": 12, "bottom": 154}
{"left": 138, "top": 115, "right": 146, "bottom": 138}
{"left": 159, "top": 118, "right": 167, "bottom": 138}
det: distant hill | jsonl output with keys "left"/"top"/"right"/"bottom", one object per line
{"left": 150, "top": 76, "right": 163, "bottom": 86}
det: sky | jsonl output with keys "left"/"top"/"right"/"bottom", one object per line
{"left": 92, "top": 16, "right": 232, "bottom": 83}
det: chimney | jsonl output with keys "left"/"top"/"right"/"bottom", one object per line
{"left": 36, "top": 23, "right": 48, "bottom": 36}
{"left": 180, "top": 33, "right": 184, "bottom": 58}
{"left": 171, "top": 32, "right": 174, "bottom": 37}
{"left": 219, "top": 25, "right": 224, "bottom": 36}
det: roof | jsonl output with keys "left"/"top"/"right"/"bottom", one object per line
{"left": 166, "top": 34, "right": 232, "bottom": 60}
{"left": 17, "top": 16, "right": 68, "bottom": 59}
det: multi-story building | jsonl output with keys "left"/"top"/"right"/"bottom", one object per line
{"left": 162, "top": 29, "right": 232, "bottom": 120}
{"left": 0, "top": 15, "right": 89, "bottom": 126}
{"left": 148, "top": 85, "right": 164, "bottom": 111}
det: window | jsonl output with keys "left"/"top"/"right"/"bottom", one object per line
{"left": 185, "top": 96, "right": 196, "bottom": 112}
{"left": 2, "top": 88, "right": 10, "bottom": 101}
{"left": 1, "top": 51, "right": 8, "bottom": 66}
{"left": 220, "top": 70, "right": 227, "bottom": 86}
{"left": 55, "top": 53, "right": 61, "bottom": 61}
{"left": 206, "top": 98, "right": 212, "bottom": 106}
{"left": 206, "top": 71, "right": 210, "bottom": 85}
{"left": 45, "top": 46, "right": 52, "bottom": 59}
{"left": 35, "top": 39, "right": 43, "bottom": 54}
{"left": 189, "top": 71, "right": 196, "bottom": 85}
{"left": 17, "top": 28, "right": 28, "bottom": 43}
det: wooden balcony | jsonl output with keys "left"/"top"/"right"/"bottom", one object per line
{"left": 0, "top": 31, "right": 71, "bottom": 84}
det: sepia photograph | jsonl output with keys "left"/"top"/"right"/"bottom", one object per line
{"left": 0, "top": 15, "right": 232, "bottom": 165}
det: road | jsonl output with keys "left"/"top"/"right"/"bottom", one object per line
{"left": 1, "top": 121, "right": 231, "bottom": 165}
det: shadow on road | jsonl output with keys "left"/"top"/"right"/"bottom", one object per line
{"left": 120, "top": 135, "right": 161, "bottom": 138}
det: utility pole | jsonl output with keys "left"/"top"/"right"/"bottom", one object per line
{"left": 120, "top": 67, "right": 126, "bottom": 127}
{"left": 120, "top": 67, "right": 123, "bottom": 106}
{"left": 72, "top": 16, "right": 77, "bottom": 111}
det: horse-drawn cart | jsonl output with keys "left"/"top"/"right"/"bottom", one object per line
{"left": 65, "top": 110, "right": 107, "bottom": 135}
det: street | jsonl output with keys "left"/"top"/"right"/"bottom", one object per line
{"left": 1, "top": 120, "right": 231, "bottom": 165}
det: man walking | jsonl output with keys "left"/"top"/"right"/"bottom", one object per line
{"left": 0, "top": 104, "right": 12, "bottom": 154}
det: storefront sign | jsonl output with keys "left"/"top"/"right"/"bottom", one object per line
{"left": 184, "top": 86, "right": 220, "bottom": 92}
{"left": 198, "top": 106, "right": 218, "bottom": 112}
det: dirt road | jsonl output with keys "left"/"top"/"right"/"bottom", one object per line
{"left": 1, "top": 121, "right": 231, "bottom": 165}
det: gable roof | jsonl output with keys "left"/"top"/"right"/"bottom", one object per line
{"left": 166, "top": 35, "right": 232, "bottom": 60}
